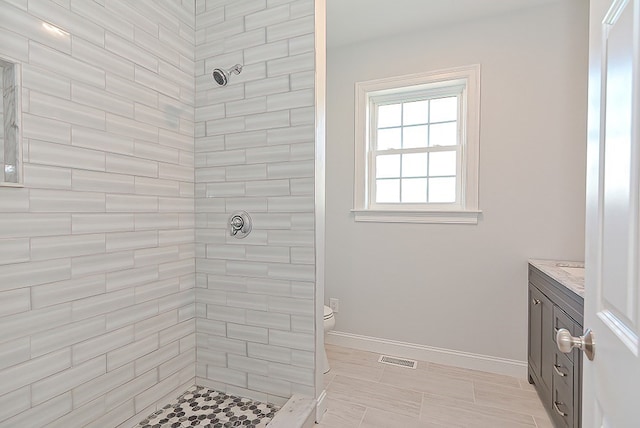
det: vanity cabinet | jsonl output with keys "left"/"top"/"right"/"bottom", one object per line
{"left": 528, "top": 264, "right": 584, "bottom": 428}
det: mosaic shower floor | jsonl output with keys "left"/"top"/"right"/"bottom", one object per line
{"left": 137, "top": 386, "right": 280, "bottom": 428}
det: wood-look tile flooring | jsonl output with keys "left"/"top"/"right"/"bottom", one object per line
{"left": 317, "top": 344, "right": 553, "bottom": 428}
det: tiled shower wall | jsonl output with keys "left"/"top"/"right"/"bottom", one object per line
{"left": 0, "top": 1, "right": 196, "bottom": 426}
{"left": 194, "top": 0, "right": 316, "bottom": 405}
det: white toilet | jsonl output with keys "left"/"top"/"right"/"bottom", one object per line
{"left": 323, "top": 305, "right": 336, "bottom": 374}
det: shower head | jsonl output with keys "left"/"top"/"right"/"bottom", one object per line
{"left": 212, "top": 64, "right": 243, "bottom": 86}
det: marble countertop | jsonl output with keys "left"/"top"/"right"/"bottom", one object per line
{"left": 529, "top": 259, "right": 585, "bottom": 298}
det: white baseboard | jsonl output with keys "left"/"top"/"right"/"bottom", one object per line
{"left": 326, "top": 330, "right": 527, "bottom": 379}
{"left": 315, "top": 389, "right": 327, "bottom": 423}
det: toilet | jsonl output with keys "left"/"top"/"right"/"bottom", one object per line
{"left": 323, "top": 305, "right": 336, "bottom": 374}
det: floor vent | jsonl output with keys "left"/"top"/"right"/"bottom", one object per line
{"left": 377, "top": 355, "right": 417, "bottom": 369}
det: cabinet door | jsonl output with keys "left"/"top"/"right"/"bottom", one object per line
{"left": 528, "top": 284, "right": 553, "bottom": 396}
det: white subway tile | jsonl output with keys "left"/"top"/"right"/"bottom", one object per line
{"left": 104, "top": 266, "right": 158, "bottom": 293}
{"left": 289, "top": 33, "right": 314, "bottom": 55}
{"left": 104, "top": 369, "right": 156, "bottom": 412}
{"left": 268, "top": 330, "right": 313, "bottom": 351}
{"left": 135, "top": 141, "right": 180, "bottom": 164}
{"left": 290, "top": 246, "right": 314, "bottom": 264}
{"left": 206, "top": 116, "right": 245, "bottom": 136}
{"left": 106, "top": 231, "right": 158, "bottom": 252}
{"left": 30, "top": 91, "right": 106, "bottom": 131}
{"left": 267, "top": 160, "right": 313, "bottom": 179}
{"left": 31, "top": 233, "right": 106, "bottom": 260}
{"left": 0, "top": 259, "right": 71, "bottom": 292}
{"left": 225, "top": 164, "right": 267, "bottom": 181}
{"left": 134, "top": 246, "right": 180, "bottom": 267}
{"left": 71, "top": 289, "right": 134, "bottom": 321}
{"left": 106, "top": 194, "right": 159, "bottom": 213}
{"left": 135, "top": 65, "right": 181, "bottom": 98}
{"left": 0, "top": 238, "right": 29, "bottom": 265}
{"left": 226, "top": 96, "right": 267, "bottom": 118}
{"left": 228, "top": 354, "right": 268, "bottom": 376}
{"left": 226, "top": 291, "right": 268, "bottom": 311}
{"left": 29, "top": 140, "right": 106, "bottom": 172}
{"left": 23, "top": 64, "right": 71, "bottom": 100}
{"left": 267, "top": 295, "right": 313, "bottom": 317}
{"left": 0, "top": 26, "right": 29, "bottom": 62}
{"left": 205, "top": 304, "right": 246, "bottom": 324}
{"left": 246, "top": 310, "right": 291, "bottom": 330}
{"left": 28, "top": 40, "right": 103, "bottom": 86}
{"left": 267, "top": 89, "right": 313, "bottom": 111}
{"left": 104, "top": 32, "right": 158, "bottom": 72}
{"left": 0, "top": 288, "right": 30, "bottom": 317}
{"left": 106, "top": 74, "right": 159, "bottom": 109}
{"left": 290, "top": 106, "right": 314, "bottom": 126}
{"left": 28, "top": 0, "right": 105, "bottom": 46}
{"left": 47, "top": 395, "right": 106, "bottom": 428}
{"left": 246, "top": 144, "right": 289, "bottom": 164}
{"left": 106, "top": 112, "right": 159, "bottom": 143}
{"left": 135, "top": 341, "right": 180, "bottom": 376}
{"left": 69, "top": 0, "right": 134, "bottom": 41}
{"left": 206, "top": 366, "right": 247, "bottom": 388}
{"left": 268, "top": 195, "right": 314, "bottom": 212}
{"left": 72, "top": 325, "right": 134, "bottom": 365}
{"left": 290, "top": 177, "right": 314, "bottom": 195}
{"left": 72, "top": 82, "right": 134, "bottom": 116}
{"left": 205, "top": 182, "right": 245, "bottom": 197}
{"left": 107, "top": 334, "right": 158, "bottom": 371}
{"left": 247, "top": 373, "right": 290, "bottom": 397}
{"left": 0, "top": 385, "right": 30, "bottom": 422}
{"left": 268, "top": 360, "right": 313, "bottom": 386}
{"left": 1, "top": 391, "right": 72, "bottom": 428}
{"left": 291, "top": 314, "right": 314, "bottom": 333}
{"left": 267, "top": 52, "right": 314, "bottom": 77}
{"left": 32, "top": 355, "right": 106, "bottom": 405}
{"left": 22, "top": 113, "right": 71, "bottom": 145}
{"left": 246, "top": 277, "right": 291, "bottom": 296}
{"left": 106, "top": 153, "right": 159, "bottom": 178}
{"left": 245, "top": 245, "right": 290, "bottom": 263}
{"left": 135, "top": 177, "right": 181, "bottom": 196}
{"left": 159, "top": 348, "right": 194, "bottom": 379}
{"left": 246, "top": 4, "right": 290, "bottom": 30}
{"left": 290, "top": 69, "right": 315, "bottom": 90}
{"left": 72, "top": 251, "right": 134, "bottom": 277}
{"left": 0, "top": 348, "right": 71, "bottom": 396}
{"left": 135, "top": 102, "right": 180, "bottom": 131}
{"left": 22, "top": 164, "right": 71, "bottom": 190}
{"left": 72, "top": 213, "right": 134, "bottom": 234}
{"left": 224, "top": 130, "right": 268, "bottom": 150}
{"left": 268, "top": 263, "right": 314, "bottom": 281}
{"left": 30, "top": 189, "right": 105, "bottom": 213}
{"left": 105, "top": 300, "right": 158, "bottom": 331}
{"left": 266, "top": 15, "right": 313, "bottom": 42}
{"left": 71, "top": 126, "right": 135, "bottom": 156}
{"left": 245, "top": 110, "right": 290, "bottom": 131}
{"left": 134, "top": 27, "right": 180, "bottom": 67}
{"left": 0, "top": 338, "right": 30, "bottom": 371}
{"left": 245, "top": 179, "right": 290, "bottom": 196}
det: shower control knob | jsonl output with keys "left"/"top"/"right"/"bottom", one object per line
{"left": 228, "top": 211, "right": 252, "bottom": 239}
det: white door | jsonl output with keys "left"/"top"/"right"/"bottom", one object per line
{"left": 583, "top": 0, "right": 640, "bottom": 426}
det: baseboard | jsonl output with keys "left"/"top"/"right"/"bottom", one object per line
{"left": 326, "top": 330, "right": 527, "bottom": 378}
{"left": 315, "top": 389, "right": 327, "bottom": 423}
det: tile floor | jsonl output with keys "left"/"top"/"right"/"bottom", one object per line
{"left": 137, "top": 386, "right": 279, "bottom": 428}
{"left": 317, "top": 344, "right": 553, "bottom": 428}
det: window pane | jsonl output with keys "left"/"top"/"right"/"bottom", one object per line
{"left": 376, "top": 154, "right": 400, "bottom": 178}
{"left": 376, "top": 179, "right": 400, "bottom": 203}
{"left": 377, "top": 128, "right": 401, "bottom": 150}
{"left": 429, "top": 177, "right": 456, "bottom": 203}
{"left": 378, "top": 104, "right": 401, "bottom": 128}
{"left": 430, "top": 96, "right": 458, "bottom": 122}
{"left": 429, "top": 122, "right": 457, "bottom": 147}
{"left": 402, "top": 153, "right": 428, "bottom": 177}
{"left": 402, "top": 178, "right": 427, "bottom": 203}
{"left": 403, "top": 125, "right": 428, "bottom": 149}
{"left": 403, "top": 100, "right": 429, "bottom": 125}
{"left": 428, "top": 151, "right": 456, "bottom": 176}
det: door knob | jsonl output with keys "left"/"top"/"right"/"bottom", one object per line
{"left": 556, "top": 328, "right": 595, "bottom": 361}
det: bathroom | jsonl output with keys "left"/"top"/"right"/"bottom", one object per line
{"left": 0, "top": 0, "right": 635, "bottom": 426}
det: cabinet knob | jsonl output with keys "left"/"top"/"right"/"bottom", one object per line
{"left": 556, "top": 328, "right": 595, "bottom": 361}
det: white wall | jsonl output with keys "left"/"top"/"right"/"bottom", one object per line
{"left": 325, "top": 0, "right": 588, "bottom": 363}
{"left": 0, "top": 1, "right": 195, "bottom": 426}
{"left": 194, "top": 0, "right": 317, "bottom": 405}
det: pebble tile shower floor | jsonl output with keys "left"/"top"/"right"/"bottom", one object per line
{"left": 137, "top": 386, "right": 280, "bottom": 428}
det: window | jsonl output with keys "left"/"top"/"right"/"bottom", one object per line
{"left": 353, "top": 65, "right": 481, "bottom": 224}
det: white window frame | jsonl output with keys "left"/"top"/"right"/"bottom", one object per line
{"left": 352, "top": 65, "right": 481, "bottom": 224}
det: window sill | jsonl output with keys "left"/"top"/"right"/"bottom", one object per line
{"left": 351, "top": 209, "right": 482, "bottom": 224}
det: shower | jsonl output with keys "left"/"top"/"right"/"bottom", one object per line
{"left": 212, "top": 64, "right": 243, "bottom": 86}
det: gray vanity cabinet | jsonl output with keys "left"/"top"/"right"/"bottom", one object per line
{"left": 528, "top": 265, "right": 584, "bottom": 428}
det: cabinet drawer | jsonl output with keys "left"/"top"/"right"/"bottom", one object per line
{"left": 553, "top": 305, "right": 581, "bottom": 363}
{"left": 552, "top": 380, "right": 575, "bottom": 428}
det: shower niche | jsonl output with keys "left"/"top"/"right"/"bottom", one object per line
{"left": 0, "top": 57, "right": 22, "bottom": 186}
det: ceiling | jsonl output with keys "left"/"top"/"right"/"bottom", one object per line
{"left": 326, "top": 0, "right": 562, "bottom": 48}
